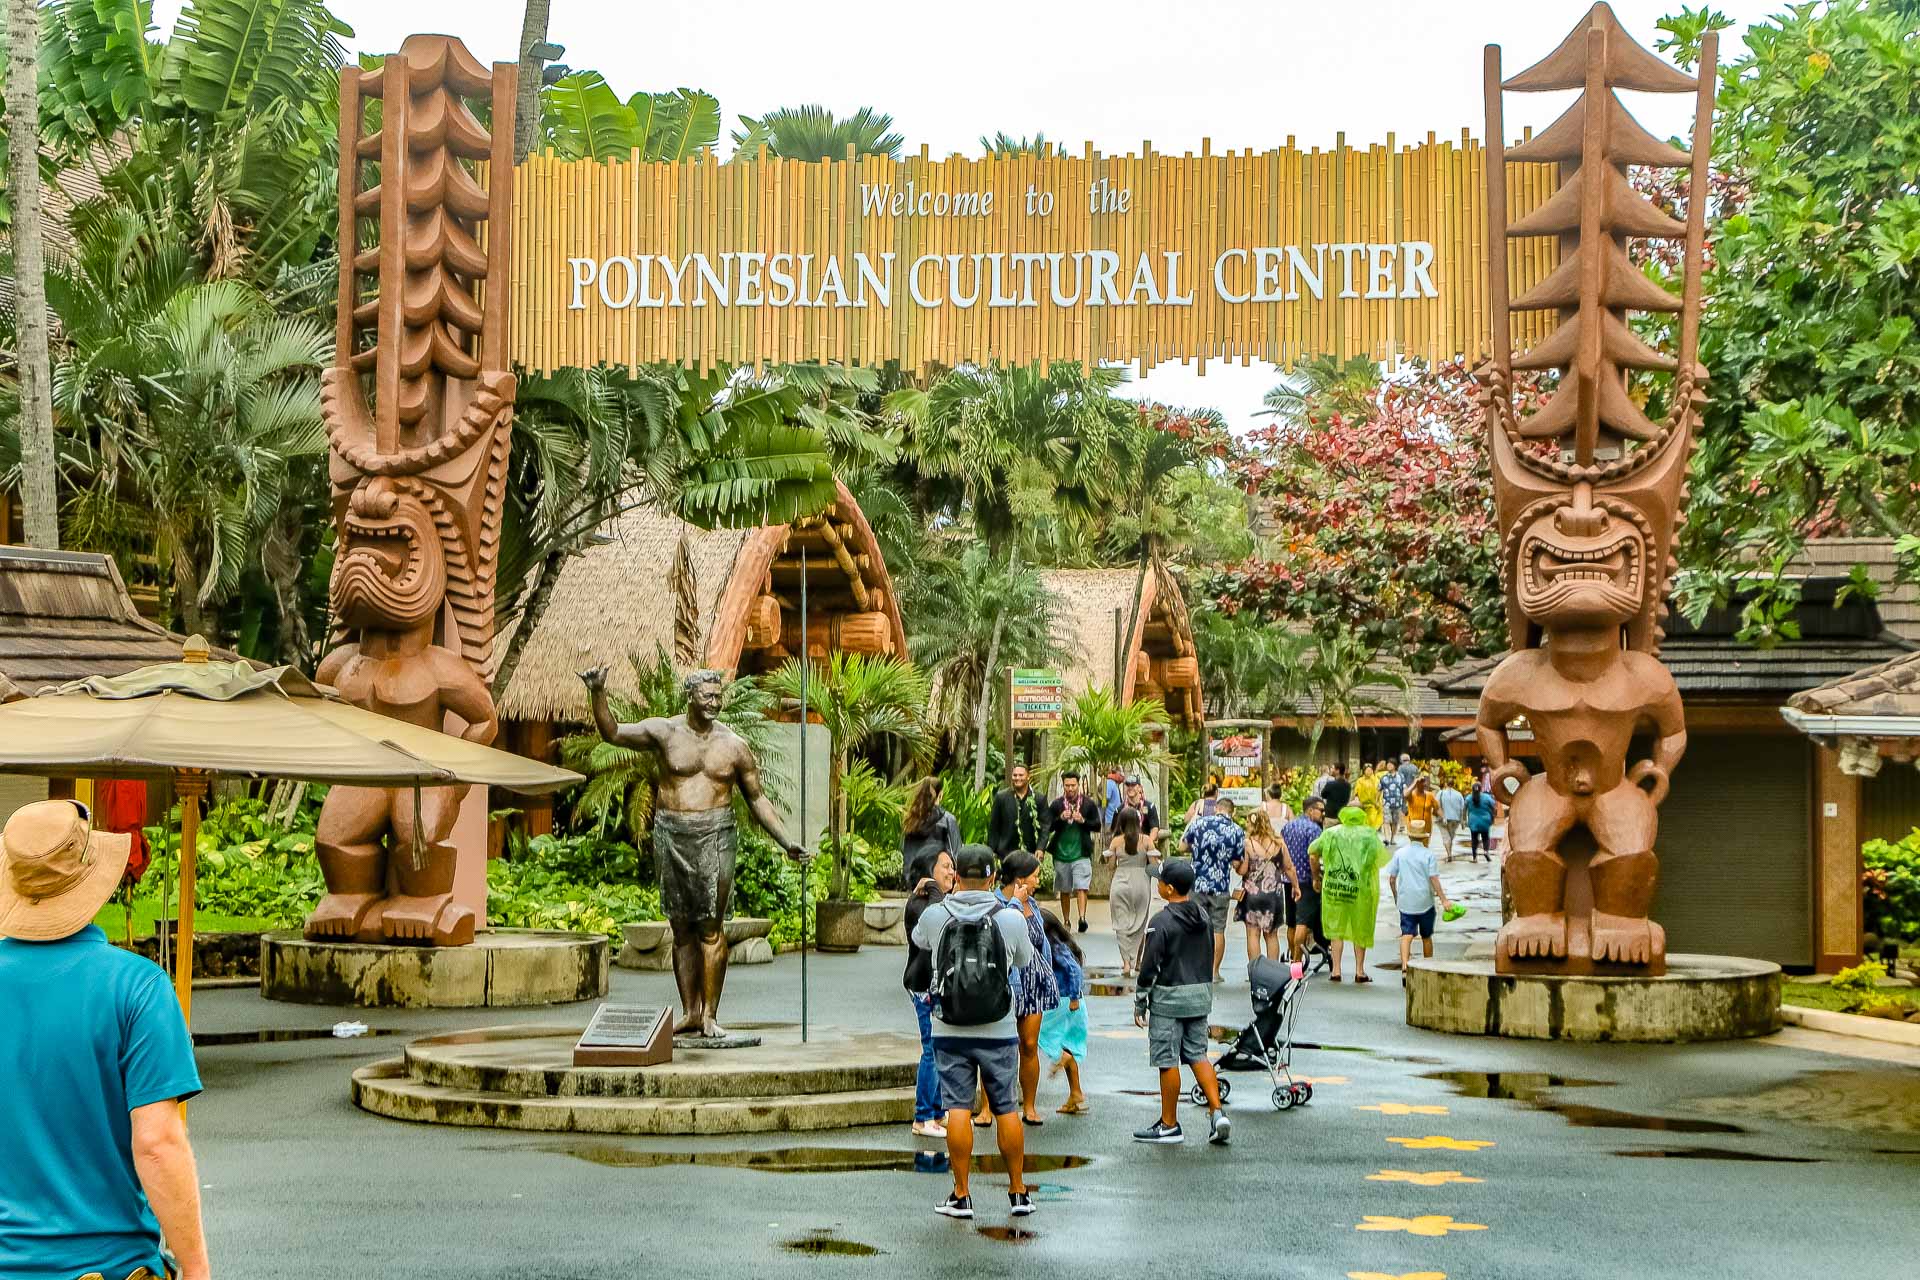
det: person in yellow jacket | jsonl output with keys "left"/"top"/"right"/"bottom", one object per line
{"left": 1307, "top": 805, "right": 1391, "bottom": 983}
{"left": 1405, "top": 775, "right": 1438, "bottom": 848}
{"left": 1352, "top": 767, "right": 1383, "bottom": 830}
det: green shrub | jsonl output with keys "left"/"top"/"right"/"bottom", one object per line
{"left": 1828, "top": 960, "right": 1887, "bottom": 1013}
{"left": 485, "top": 857, "right": 659, "bottom": 937}
{"left": 137, "top": 795, "right": 326, "bottom": 928}
{"left": 1861, "top": 830, "right": 1920, "bottom": 942}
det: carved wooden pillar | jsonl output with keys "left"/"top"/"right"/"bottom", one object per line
{"left": 1476, "top": 5, "right": 1717, "bottom": 975}
{"left": 302, "top": 38, "right": 518, "bottom": 948}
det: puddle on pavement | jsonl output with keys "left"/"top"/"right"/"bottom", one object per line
{"left": 977, "top": 1226, "right": 1040, "bottom": 1244}
{"left": 1615, "top": 1147, "right": 1820, "bottom": 1162}
{"left": 1422, "top": 1071, "right": 1745, "bottom": 1134}
{"left": 781, "top": 1233, "right": 883, "bottom": 1257}
{"left": 545, "top": 1144, "right": 1090, "bottom": 1175}
{"left": 193, "top": 1028, "right": 396, "bottom": 1046}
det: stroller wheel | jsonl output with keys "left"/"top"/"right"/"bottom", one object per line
{"left": 1296, "top": 1082, "right": 1314, "bottom": 1104}
{"left": 1218, "top": 1077, "right": 1232, "bottom": 1103}
{"left": 1272, "top": 1086, "right": 1294, "bottom": 1111}
{"left": 1190, "top": 1077, "right": 1233, "bottom": 1107}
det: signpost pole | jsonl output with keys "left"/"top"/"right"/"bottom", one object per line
{"left": 799, "top": 548, "right": 810, "bottom": 1045}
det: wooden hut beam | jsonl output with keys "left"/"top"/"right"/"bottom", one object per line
{"left": 813, "top": 519, "right": 871, "bottom": 610}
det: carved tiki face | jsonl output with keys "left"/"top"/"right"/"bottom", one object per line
{"left": 334, "top": 478, "right": 447, "bottom": 631}
{"left": 1513, "top": 489, "right": 1648, "bottom": 630}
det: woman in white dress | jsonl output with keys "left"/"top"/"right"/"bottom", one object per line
{"left": 1103, "top": 806, "right": 1159, "bottom": 976}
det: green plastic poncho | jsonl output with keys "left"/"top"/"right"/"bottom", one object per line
{"left": 1311, "top": 805, "right": 1390, "bottom": 949}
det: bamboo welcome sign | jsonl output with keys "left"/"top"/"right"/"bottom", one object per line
{"left": 512, "top": 135, "right": 1560, "bottom": 375}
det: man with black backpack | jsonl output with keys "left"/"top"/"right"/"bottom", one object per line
{"left": 909, "top": 844, "right": 1036, "bottom": 1221}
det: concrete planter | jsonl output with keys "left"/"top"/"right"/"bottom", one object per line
{"left": 614, "top": 918, "right": 775, "bottom": 970}
{"left": 814, "top": 900, "right": 866, "bottom": 953}
{"left": 862, "top": 901, "right": 906, "bottom": 947}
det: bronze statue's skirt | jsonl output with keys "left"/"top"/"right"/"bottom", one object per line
{"left": 653, "top": 805, "right": 738, "bottom": 922}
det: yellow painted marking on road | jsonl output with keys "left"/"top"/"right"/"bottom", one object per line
{"left": 1366, "top": 1169, "right": 1484, "bottom": 1186}
{"left": 1347, "top": 1272, "right": 1448, "bottom": 1280}
{"left": 1298, "top": 1075, "right": 1349, "bottom": 1085}
{"left": 1385, "top": 1136, "right": 1495, "bottom": 1151}
{"left": 1355, "top": 1215, "right": 1489, "bottom": 1237}
{"left": 1357, "top": 1103, "right": 1450, "bottom": 1116}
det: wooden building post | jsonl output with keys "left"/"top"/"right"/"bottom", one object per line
{"left": 1813, "top": 744, "right": 1863, "bottom": 973}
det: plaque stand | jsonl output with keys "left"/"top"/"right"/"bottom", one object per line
{"left": 572, "top": 1003, "right": 672, "bottom": 1066}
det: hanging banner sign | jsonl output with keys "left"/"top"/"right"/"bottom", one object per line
{"left": 1009, "top": 668, "right": 1065, "bottom": 731}
{"left": 1207, "top": 728, "right": 1265, "bottom": 810}
{"left": 511, "top": 139, "right": 1559, "bottom": 375}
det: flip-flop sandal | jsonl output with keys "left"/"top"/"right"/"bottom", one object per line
{"left": 1022, "top": 1115, "right": 1045, "bottom": 1127}
{"left": 1056, "top": 1100, "right": 1089, "bottom": 1115}
{"left": 1356, "top": 975, "right": 1373, "bottom": 984}
{"left": 973, "top": 1115, "right": 992, "bottom": 1128}
{"left": 1328, "top": 975, "right": 1343, "bottom": 983}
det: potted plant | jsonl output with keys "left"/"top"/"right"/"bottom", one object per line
{"left": 768, "top": 652, "right": 930, "bottom": 953}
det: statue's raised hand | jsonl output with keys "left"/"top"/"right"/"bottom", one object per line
{"left": 578, "top": 665, "right": 610, "bottom": 693}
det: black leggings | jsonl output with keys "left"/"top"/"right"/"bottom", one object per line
{"left": 1470, "top": 828, "right": 1491, "bottom": 859}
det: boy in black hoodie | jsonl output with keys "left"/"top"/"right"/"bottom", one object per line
{"left": 1131, "top": 859, "right": 1230, "bottom": 1145}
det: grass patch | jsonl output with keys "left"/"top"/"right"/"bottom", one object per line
{"left": 1782, "top": 981, "right": 1920, "bottom": 1015}
{"left": 94, "top": 900, "right": 277, "bottom": 940}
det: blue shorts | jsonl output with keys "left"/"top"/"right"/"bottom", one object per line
{"left": 1399, "top": 908, "right": 1436, "bottom": 938}
{"left": 933, "top": 1038, "right": 1020, "bottom": 1115}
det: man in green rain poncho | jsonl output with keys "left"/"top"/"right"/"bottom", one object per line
{"left": 1308, "top": 805, "right": 1391, "bottom": 983}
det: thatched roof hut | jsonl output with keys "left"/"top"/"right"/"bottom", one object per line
{"left": 498, "top": 480, "right": 907, "bottom": 724}
{"left": 0, "top": 547, "right": 235, "bottom": 691}
{"left": 1037, "top": 562, "right": 1203, "bottom": 730}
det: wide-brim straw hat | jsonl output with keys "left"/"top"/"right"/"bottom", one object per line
{"left": 0, "top": 799, "right": 132, "bottom": 941}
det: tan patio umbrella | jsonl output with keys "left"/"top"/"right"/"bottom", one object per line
{"left": 0, "top": 638, "right": 580, "bottom": 1021}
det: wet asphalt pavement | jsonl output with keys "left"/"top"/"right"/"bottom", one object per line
{"left": 177, "top": 862, "right": 1920, "bottom": 1280}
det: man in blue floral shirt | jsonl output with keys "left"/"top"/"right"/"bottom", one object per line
{"left": 1378, "top": 766, "right": 1407, "bottom": 843}
{"left": 1280, "top": 795, "right": 1332, "bottom": 967}
{"left": 1179, "top": 795, "right": 1246, "bottom": 982}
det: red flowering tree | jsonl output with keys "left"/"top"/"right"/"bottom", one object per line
{"left": 1202, "top": 359, "right": 1544, "bottom": 672}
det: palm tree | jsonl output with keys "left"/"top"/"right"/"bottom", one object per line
{"left": 764, "top": 653, "right": 930, "bottom": 901}
{"left": 541, "top": 71, "right": 720, "bottom": 162}
{"left": 978, "top": 131, "right": 1054, "bottom": 156}
{"left": 513, "top": 0, "right": 553, "bottom": 163}
{"left": 1043, "top": 685, "right": 1176, "bottom": 787}
{"left": 5, "top": 0, "right": 60, "bottom": 547}
{"left": 907, "top": 543, "right": 1067, "bottom": 782}
{"left": 1193, "top": 608, "right": 1312, "bottom": 719}
{"left": 1104, "top": 409, "right": 1222, "bottom": 662}
{"left": 730, "top": 105, "right": 904, "bottom": 161}
{"left": 1260, "top": 354, "right": 1380, "bottom": 428}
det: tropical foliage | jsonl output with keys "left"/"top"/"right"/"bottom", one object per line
{"left": 1204, "top": 360, "right": 1525, "bottom": 672}
{"left": 1040, "top": 685, "right": 1175, "bottom": 785}
{"left": 1659, "top": 1, "right": 1920, "bottom": 639}
{"left": 764, "top": 653, "right": 930, "bottom": 900}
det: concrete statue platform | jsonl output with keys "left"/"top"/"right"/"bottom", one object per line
{"left": 260, "top": 929, "right": 608, "bottom": 1009}
{"left": 351, "top": 1022, "right": 917, "bottom": 1134}
{"left": 614, "top": 918, "right": 774, "bottom": 971}
{"left": 1405, "top": 953, "right": 1782, "bottom": 1042}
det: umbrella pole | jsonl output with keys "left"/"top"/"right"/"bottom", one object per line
{"left": 173, "top": 771, "right": 210, "bottom": 1027}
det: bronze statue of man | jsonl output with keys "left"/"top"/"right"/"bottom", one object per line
{"left": 580, "top": 665, "right": 807, "bottom": 1038}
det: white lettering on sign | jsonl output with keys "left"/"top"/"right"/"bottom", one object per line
{"left": 567, "top": 242, "right": 1440, "bottom": 311}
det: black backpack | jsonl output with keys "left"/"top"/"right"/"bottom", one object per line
{"left": 932, "top": 905, "right": 1013, "bottom": 1026}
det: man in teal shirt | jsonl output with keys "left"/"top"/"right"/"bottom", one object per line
{"left": 1046, "top": 772, "right": 1102, "bottom": 933}
{"left": 0, "top": 800, "right": 209, "bottom": 1280}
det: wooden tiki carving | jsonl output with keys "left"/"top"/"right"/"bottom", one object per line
{"left": 303, "top": 37, "right": 518, "bottom": 948}
{"left": 1476, "top": 4, "right": 1716, "bottom": 975}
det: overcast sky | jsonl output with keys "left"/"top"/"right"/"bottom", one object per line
{"left": 152, "top": 0, "right": 1781, "bottom": 429}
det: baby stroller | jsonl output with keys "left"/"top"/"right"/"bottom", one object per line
{"left": 1201, "top": 956, "right": 1313, "bottom": 1112}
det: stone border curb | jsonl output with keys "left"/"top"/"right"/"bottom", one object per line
{"left": 1779, "top": 1004, "right": 1920, "bottom": 1047}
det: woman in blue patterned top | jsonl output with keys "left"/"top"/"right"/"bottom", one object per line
{"left": 997, "top": 851, "right": 1057, "bottom": 1126}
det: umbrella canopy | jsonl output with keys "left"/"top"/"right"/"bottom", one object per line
{"left": 0, "top": 652, "right": 579, "bottom": 793}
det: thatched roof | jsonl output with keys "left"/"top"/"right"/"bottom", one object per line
{"left": 0, "top": 547, "right": 234, "bottom": 691}
{"left": 1036, "top": 563, "right": 1203, "bottom": 729}
{"left": 498, "top": 480, "right": 906, "bottom": 723}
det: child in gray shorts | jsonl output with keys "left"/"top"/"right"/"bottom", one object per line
{"left": 1130, "top": 859, "right": 1229, "bottom": 1146}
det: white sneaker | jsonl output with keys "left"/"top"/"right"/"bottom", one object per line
{"left": 919, "top": 1119, "right": 947, "bottom": 1138}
